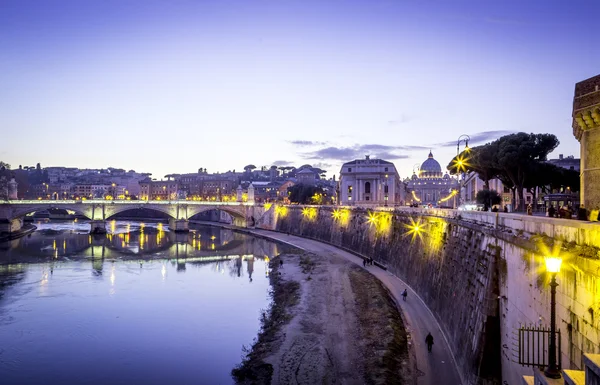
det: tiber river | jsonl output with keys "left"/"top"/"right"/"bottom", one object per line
{"left": 0, "top": 220, "right": 294, "bottom": 385}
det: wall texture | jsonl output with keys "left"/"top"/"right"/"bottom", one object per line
{"left": 266, "top": 206, "right": 600, "bottom": 385}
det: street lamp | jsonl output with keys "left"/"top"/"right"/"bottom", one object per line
{"left": 457, "top": 134, "right": 470, "bottom": 156}
{"left": 456, "top": 135, "right": 471, "bottom": 206}
{"left": 544, "top": 255, "right": 562, "bottom": 379}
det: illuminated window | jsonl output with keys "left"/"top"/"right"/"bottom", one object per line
{"left": 348, "top": 186, "right": 353, "bottom": 194}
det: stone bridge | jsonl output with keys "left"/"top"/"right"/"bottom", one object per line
{"left": 0, "top": 200, "right": 271, "bottom": 234}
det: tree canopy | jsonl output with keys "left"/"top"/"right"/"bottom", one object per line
{"left": 287, "top": 184, "right": 326, "bottom": 204}
{"left": 447, "top": 132, "right": 564, "bottom": 211}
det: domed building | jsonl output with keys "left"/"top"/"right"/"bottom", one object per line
{"left": 406, "top": 151, "right": 459, "bottom": 207}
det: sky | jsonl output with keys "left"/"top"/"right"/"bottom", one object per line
{"left": 1, "top": 0, "right": 599, "bottom": 180}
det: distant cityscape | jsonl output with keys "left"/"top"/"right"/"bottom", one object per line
{"left": 0, "top": 149, "right": 579, "bottom": 212}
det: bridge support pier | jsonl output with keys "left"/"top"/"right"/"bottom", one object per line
{"left": 169, "top": 218, "right": 189, "bottom": 232}
{"left": 89, "top": 220, "right": 107, "bottom": 234}
{"left": 232, "top": 217, "right": 247, "bottom": 228}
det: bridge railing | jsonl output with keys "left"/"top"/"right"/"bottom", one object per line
{"left": 2, "top": 200, "right": 256, "bottom": 206}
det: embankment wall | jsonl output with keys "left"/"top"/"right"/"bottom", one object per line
{"left": 266, "top": 206, "right": 600, "bottom": 385}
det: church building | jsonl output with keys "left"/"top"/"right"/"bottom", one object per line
{"left": 406, "top": 151, "right": 459, "bottom": 207}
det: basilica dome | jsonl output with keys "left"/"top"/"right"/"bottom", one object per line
{"left": 419, "top": 151, "right": 442, "bottom": 178}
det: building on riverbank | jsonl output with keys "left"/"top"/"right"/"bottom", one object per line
{"left": 338, "top": 155, "right": 404, "bottom": 206}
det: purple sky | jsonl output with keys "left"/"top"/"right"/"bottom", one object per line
{"left": 1, "top": 0, "right": 598, "bottom": 180}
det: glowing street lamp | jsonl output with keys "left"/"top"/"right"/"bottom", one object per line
{"left": 544, "top": 255, "right": 562, "bottom": 379}
{"left": 367, "top": 212, "right": 378, "bottom": 225}
{"left": 456, "top": 134, "right": 470, "bottom": 156}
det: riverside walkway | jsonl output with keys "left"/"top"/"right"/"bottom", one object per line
{"left": 246, "top": 229, "right": 463, "bottom": 385}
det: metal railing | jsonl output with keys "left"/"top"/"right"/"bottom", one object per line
{"left": 518, "top": 325, "right": 561, "bottom": 370}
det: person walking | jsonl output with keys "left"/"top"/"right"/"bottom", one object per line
{"left": 425, "top": 332, "right": 434, "bottom": 352}
{"left": 402, "top": 289, "right": 408, "bottom": 301}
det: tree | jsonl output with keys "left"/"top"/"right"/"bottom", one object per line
{"left": 447, "top": 143, "right": 500, "bottom": 190}
{"left": 449, "top": 132, "right": 560, "bottom": 211}
{"left": 0, "top": 161, "right": 10, "bottom": 170}
{"left": 287, "top": 184, "right": 325, "bottom": 204}
{"left": 476, "top": 189, "right": 501, "bottom": 211}
{"left": 495, "top": 133, "right": 559, "bottom": 211}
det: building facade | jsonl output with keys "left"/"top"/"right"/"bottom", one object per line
{"left": 406, "top": 151, "right": 459, "bottom": 207}
{"left": 338, "top": 156, "right": 403, "bottom": 206}
{"left": 572, "top": 74, "right": 600, "bottom": 213}
{"left": 139, "top": 180, "right": 179, "bottom": 200}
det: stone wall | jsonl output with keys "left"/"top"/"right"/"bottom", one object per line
{"left": 573, "top": 73, "right": 600, "bottom": 214}
{"left": 266, "top": 206, "right": 600, "bottom": 385}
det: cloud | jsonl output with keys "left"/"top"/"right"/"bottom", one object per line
{"left": 272, "top": 160, "right": 293, "bottom": 166}
{"left": 303, "top": 144, "right": 420, "bottom": 161}
{"left": 306, "top": 146, "right": 359, "bottom": 160}
{"left": 289, "top": 140, "right": 327, "bottom": 146}
{"left": 434, "top": 130, "right": 516, "bottom": 147}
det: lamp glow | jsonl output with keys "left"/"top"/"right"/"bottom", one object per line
{"left": 545, "top": 256, "right": 562, "bottom": 273}
{"left": 367, "top": 212, "right": 377, "bottom": 224}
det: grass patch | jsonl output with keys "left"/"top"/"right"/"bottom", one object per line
{"left": 231, "top": 254, "right": 301, "bottom": 384}
{"left": 349, "top": 266, "right": 412, "bottom": 384}
{"left": 299, "top": 254, "right": 316, "bottom": 274}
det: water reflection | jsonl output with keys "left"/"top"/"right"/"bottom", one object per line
{"left": 0, "top": 220, "right": 297, "bottom": 385}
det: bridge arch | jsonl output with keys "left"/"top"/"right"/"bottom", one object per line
{"left": 9, "top": 205, "right": 92, "bottom": 221}
{"left": 104, "top": 205, "right": 176, "bottom": 220}
{"left": 187, "top": 206, "right": 247, "bottom": 220}
{"left": 187, "top": 205, "right": 249, "bottom": 226}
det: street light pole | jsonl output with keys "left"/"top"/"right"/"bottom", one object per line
{"left": 544, "top": 256, "right": 562, "bottom": 379}
{"left": 456, "top": 135, "right": 470, "bottom": 207}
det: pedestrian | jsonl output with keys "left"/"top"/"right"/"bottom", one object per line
{"left": 369, "top": 257, "right": 373, "bottom": 266}
{"left": 279, "top": 259, "right": 284, "bottom": 267}
{"left": 363, "top": 258, "right": 367, "bottom": 268}
{"left": 425, "top": 332, "right": 434, "bottom": 352}
{"left": 503, "top": 206, "right": 508, "bottom": 213}
{"left": 402, "top": 289, "right": 408, "bottom": 301}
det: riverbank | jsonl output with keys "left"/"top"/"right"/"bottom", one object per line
{"left": 0, "top": 224, "right": 37, "bottom": 242}
{"left": 232, "top": 250, "right": 411, "bottom": 384}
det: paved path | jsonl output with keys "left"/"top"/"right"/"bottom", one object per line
{"left": 248, "top": 229, "right": 464, "bottom": 385}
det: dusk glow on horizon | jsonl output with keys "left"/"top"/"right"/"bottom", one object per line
{"left": 2, "top": 0, "right": 599, "bottom": 179}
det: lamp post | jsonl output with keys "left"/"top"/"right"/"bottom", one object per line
{"left": 544, "top": 256, "right": 562, "bottom": 379}
{"left": 456, "top": 135, "right": 470, "bottom": 206}
{"left": 457, "top": 134, "right": 470, "bottom": 156}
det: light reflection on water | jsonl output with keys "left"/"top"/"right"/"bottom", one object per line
{"left": 0, "top": 221, "right": 294, "bottom": 385}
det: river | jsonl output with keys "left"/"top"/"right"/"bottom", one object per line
{"left": 0, "top": 220, "right": 295, "bottom": 385}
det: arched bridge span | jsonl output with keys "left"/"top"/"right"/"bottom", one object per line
{"left": 0, "top": 200, "right": 271, "bottom": 234}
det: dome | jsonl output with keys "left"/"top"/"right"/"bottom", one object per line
{"left": 419, "top": 151, "right": 442, "bottom": 178}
